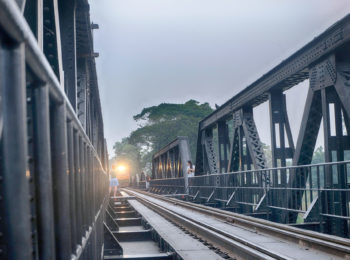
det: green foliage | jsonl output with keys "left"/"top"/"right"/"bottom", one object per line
{"left": 261, "top": 143, "right": 272, "bottom": 168}
{"left": 262, "top": 144, "right": 326, "bottom": 167}
{"left": 114, "top": 100, "right": 213, "bottom": 173}
{"left": 312, "top": 146, "right": 325, "bottom": 164}
{"left": 133, "top": 99, "right": 213, "bottom": 124}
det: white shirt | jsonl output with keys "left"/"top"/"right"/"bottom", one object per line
{"left": 187, "top": 165, "right": 195, "bottom": 177}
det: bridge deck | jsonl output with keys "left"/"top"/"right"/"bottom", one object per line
{"left": 122, "top": 192, "right": 224, "bottom": 259}
{"left": 125, "top": 189, "right": 350, "bottom": 260}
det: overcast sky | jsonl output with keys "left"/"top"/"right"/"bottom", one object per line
{"left": 89, "top": 0, "right": 350, "bottom": 155}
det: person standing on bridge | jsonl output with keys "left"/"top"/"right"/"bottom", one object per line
{"left": 145, "top": 174, "right": 151, "bottom": 190}
{"left": 187, "top": 160, "right": 195, "bottom": 177}
{"left": 109, "top": 172, "right": 119, "bottom": 197}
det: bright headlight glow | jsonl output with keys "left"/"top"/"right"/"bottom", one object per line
{"left": 117, "top": 165, "right": 127, "bottom": 172}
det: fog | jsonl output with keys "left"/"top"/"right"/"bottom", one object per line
{"left": 89, "top": 0, "right": 350, "bottom": 155}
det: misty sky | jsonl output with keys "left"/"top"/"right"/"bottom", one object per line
{"left": 89, "top": 0, "right": 350, "bottom": 155}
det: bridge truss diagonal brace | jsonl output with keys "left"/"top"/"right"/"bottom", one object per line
{"left": 227, "top": 125, "right": 240, "bottom": 172}
{"left": 227, "top": 108, "right": 268, "bottom": 188}
{"left": 241, "top": 108, "right": 267, "bottom": 171}
{"left": 203, "top": 129, "right": 219, "bottom": 174}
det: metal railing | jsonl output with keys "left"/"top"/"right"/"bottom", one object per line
{"left": 136, "top": 181, "right": 146, "bottom": 190}
{"left": 0, "top": 1, "right": 109, "bottom": 259}
{"left": 190, "top": 161, "right": 350, "bottom": 236}
{"left": 150, "top": 177, "right": 186, "bottom": 194}
{"left": 145, "top": 161, "right": 350, "bottom": 237}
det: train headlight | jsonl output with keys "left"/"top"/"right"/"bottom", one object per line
{"left": 117, "top": 165, "right": 127, "bottom": 172}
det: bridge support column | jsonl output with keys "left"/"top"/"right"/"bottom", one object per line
{"left": 269, "top": 91, "right": 295, "bottom": 168}
{"left": 217, "top": 121, "right": 230, "bottom": 173}
{"left": 290, "top": 54, "right": 350, "bottom": 236}
{"left": 268, "top": 91, "right": 295, "bottom": 222}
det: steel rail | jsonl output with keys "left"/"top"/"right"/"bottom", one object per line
{"left": 124, "top": 189, "right": 288, "bottom": 260}
{"left": 126, "top": 188, "right": 350, "bottom": 259}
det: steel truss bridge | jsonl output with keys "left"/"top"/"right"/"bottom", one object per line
{"left": 145, "top": 15, "right": 350, "bottom": 239}
{"left": 0, "top": 0, "right": 349, "bottom": 259}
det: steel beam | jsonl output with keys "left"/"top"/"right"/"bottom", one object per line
{"left": 199, "top": 15, "right": 350, "bottom": 131}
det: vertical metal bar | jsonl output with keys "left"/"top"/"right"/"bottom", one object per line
{"left": 58, "top": 0, "right": 77, "bottom": 110}
{"left": 321, "top": 88, "right": 335, "bottom": 233}
{"left": 0, "top": 41, "right": 33, "bottom": 260}
{"left": 238, "top": 127, "right": 243, "bottom": 171}
{"left": 37, "top": 0, "right": 44, "bottom": 49}
{"left": 179, "top": 138, "right": 191, "bottom": 194}
{"left": 91, "top": 152, "right": 97, "bottom": 259}
{"left": 74, "top": 133, "right": 82, "bottom": 244}
{"left": 33, "top": 83, "right": 56, "bottom": 259}
{"left": 218, "top": 121, "right": 229, "bottom": 173}
{"left": 321, "top": 89, "right": 331, "bottom": 164}
{"left": 79, "top": 139, "right": 85, "bottom": 234}
{"left": 309, "top": 165, "right": 313, "bottom": 202}
{"left": 50, "top": 102, "right": 72, "bottom": 259}
{"left": 317, "top": 165, "right": 324, "bottom": 233}
{"left": 89, "top": 148, "right": 94, "bottom": 225}
{"left": 67, "top": 121, "right": 77, "bottom": 252}
{"left": 82, "top": 143, "right": 87, "bottom": 231}
{"left": 334, "top": 101, "right": 347, "bottom": 233}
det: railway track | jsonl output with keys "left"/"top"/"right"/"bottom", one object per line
{"left": 123, "top": 188, "right": 350, "bottom": 260}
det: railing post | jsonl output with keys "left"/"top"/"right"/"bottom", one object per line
{"left": 33, "top": 83, "right": 56, "bottom": 259}
{"left": 50, "top": 101, "right": 72, "bottom": 259}
{"left": 66, "top": 120, "right": 77, "bottom": 253}
{"left": 74, "top": 133, "right": 83, "bottom": 244}
{"left": 0, "top": 41, "right": 33, "bottom": 260}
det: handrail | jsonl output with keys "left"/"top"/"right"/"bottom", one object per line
{"left": 192, "top": 160, "right": 350, "bottom": 178}
{"left": 150, "top": 160, "right": 350, "bottom": 180}
{"left": 0, "top": 0, "right": 106, "bottom": 172}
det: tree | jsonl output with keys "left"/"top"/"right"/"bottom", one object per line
{"left": 127, "top": 100, "right": 214, "bottom": 173}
